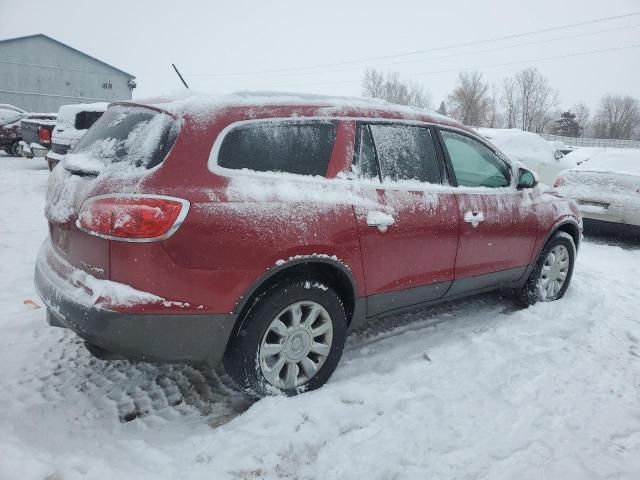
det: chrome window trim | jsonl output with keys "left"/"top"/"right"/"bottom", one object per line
{"left": 207, "top": 115, "right": 518, "bottom": 189}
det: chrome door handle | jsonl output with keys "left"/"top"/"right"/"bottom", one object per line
{"left": 464, "top": 211, "right": 484, "bottom": 228}
{"left": 367, "top": 211, "right": 395, "bottom": 232}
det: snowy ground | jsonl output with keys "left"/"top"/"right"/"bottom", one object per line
{"left": 1, "top": 152, "right": 639, "bottom": 480}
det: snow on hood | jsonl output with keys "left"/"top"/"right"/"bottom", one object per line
{"left": 478, "top": 128, "right": 577, "bottom": 170}
{"left": 572, "top": 149, "right": 640, "bottom": 177}
{"left": 562, "top": 147, "right": 611, "bottom": 165}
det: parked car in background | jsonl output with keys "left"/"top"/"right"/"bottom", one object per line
{"left": 46, "top": 102, "right": 108, "bottom": 170}
{"left": 547, "top": 139, "right": 576, "bottom": 156}
{"left": 562, "top": 147, "right": 611, "bottom": 165}
{"left": 478, "top": 128, "right": 577, "bottom": 185}
{"left": 0, "top": 105, "right": 27, "bottom": 156}
{"left": 554, "top": 149, "right": 640, "bottom": 236}
{"left": 35, "top": 94, "right": 582, "bottom": 398}
{"left": 19, "top": 114, "right": 57, "bottom": 158}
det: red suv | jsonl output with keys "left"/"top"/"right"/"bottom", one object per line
{"left": 35, "top": 94, "right": 582, "bottom": 396}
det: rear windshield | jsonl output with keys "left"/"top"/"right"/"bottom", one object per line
{"left": 217, "top": 120, "right": 337, "bottom": 176}
{"left": 66, "top": 106, "right": 178, "bottom": 174}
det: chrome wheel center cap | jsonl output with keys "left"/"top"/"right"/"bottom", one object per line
{"left": 285, "top": 330, "right": 311, "bottom": 361}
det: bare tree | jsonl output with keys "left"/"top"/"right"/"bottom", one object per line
{"left": 500, "top": 77, "right": 518, "bottom": 128}
{"left": 514, "top": 67, "right": 559, "bottom": 133}
{"left": 447, "top": 71, "right": 490, "bottom": 126}
{"left": 592, "top": 95, "right": 640, "bottom": 139}
{"left": 486, "top": 84, "right": 502, "bottom": 128}
{"left": 572, "top": 102, "right": 590, "bottom": 136}
{"left": 362, "top": 68, "right": 432, "bottom": 109}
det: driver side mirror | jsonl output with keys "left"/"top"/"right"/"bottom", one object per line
{"left": 517, "top": 168, "right": 537, "bottom": 189}
{"left": 554, "top": 150, "right": 564, "bottom": 160}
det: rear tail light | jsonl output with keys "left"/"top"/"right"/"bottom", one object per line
{"left": 553, "top": 177, "right": 564, "bottom": 188}
{"left": 76, "top": 194, "right": 189, "bottom": 242}
{"left": 38, "top": 127, "right": 51, "bottom": 144}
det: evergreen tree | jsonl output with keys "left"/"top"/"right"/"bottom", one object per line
{"left": 553, "top": 111, "right": 580, "bottom": 137}
{"left": 437, "top": 101, "right": 447, "bottom": 116}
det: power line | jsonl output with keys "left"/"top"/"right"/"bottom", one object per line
{"left": 255, "top": 42, "right": 640, "bottom": 90}
{"left": 190, "top": 23, "right": 640, "bottom": 79}
{"left": 187, "top": 11, "right": 640, "bottom": 77}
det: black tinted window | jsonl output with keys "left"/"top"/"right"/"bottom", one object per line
{"left": 75, "top": 111, "right": 104, "bottom": 130}
{"left": 369, "top": 125, "right": 441, "bottom": 184}
{"left": 218, "top": 121, "right": 337, "bottom": 176}
{"left": 353, "top": 124, "right": 379, "bottom": 180}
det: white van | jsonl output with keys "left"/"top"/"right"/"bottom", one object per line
{"left": 46, "top": 102, "right": 108, "bottom": 169}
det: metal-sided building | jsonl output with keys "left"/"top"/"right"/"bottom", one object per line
{"left": 0, "top": 34, "right": 136, "bottom": 113}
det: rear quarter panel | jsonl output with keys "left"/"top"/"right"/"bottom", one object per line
{"left": 110, "top": 113, "right": 366, "bottom": 314}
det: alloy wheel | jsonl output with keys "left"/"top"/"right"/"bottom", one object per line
{"left": 539, "top": 245, "right": 570, "bottom": 301}
{"left": 259, "top": 301, "right": 333, "bottom": 389}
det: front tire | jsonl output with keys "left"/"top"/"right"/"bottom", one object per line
{"left": 518, "top": 231, "right": 576, "bottom": 305}
{"left": 223, "top": 280, "right": 347, "bottom": 397}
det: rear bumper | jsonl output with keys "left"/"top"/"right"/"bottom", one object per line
{"left": 30, "top": 142, "right": 49, "bottom": 157}
{"left": 34, "top": 240, "right": 237, "bottom": 367}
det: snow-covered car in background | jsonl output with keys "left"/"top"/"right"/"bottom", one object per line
{"left": 0, "top": 105, "right": 27, "bottom": 156}
{"left": 19, "top": 114, "right": 58, "bottom": 158}
{"left": 478, "top": 128, "right": 577, "bottom": 185}
{"left": 547, "top": 139, "right": 576, "bottom": 156}
{"left": 562, "top": 147, "right": 611, "bottom": 166}
{"left": 46, "top": 102, "right": 108, "bottom": 170}
{"left": 554, "top": 149, "right": 640, "bottom": 236}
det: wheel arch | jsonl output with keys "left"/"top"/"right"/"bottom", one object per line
{"left": 534, "top": 219, "right": 581, "bottom": 262}
{"left": 228, "top": 258, "right": 362, "bottom": 344}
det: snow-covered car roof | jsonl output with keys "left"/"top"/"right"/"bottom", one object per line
{"left": 115, "top": 90, "right": 468, "bottom": 131}
{"left": 572, "top": 149, "right": 640, "bottom": 177}
{"left": 57, "top": 102, "right": 109, "bottom": 118}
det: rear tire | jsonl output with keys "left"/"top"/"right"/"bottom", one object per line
{"left": 9, "top": 141, "right": 21, "bottom": 157}
{"left": 223, "top": 280, "right": 347, "bottom": 397}
{"left": 518, "top": 231, "right": 576, "bottom": 306}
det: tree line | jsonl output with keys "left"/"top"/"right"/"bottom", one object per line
{"left": 362, "top": 67, "right": 640, "bottom": 140}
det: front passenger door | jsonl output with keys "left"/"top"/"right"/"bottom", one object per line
{"left": 438, "top": 129, "right": 538, "bottom": 294}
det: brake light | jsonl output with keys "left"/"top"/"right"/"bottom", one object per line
{"left": 76, "top": 195, "right": 189, "bottom": 241}
{"left": 38, "top": 127, "right": 51, "bottom": 143}
{"left": 553, "top": 177, "right": 564, "bottom": 188}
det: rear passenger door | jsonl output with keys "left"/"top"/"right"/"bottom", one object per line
{"left": 351, "top": 122, "right": 459, "bottom": 316}
{"left": 437, "top": 129, "right": 538, "bottom": 294}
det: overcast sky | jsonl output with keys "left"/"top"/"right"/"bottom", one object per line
{"left": 2, "top": 0, "right": 639, "bottom": 112}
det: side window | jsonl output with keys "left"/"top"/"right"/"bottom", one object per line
{"left": 440, "top": 131, "right": 510, "bottom": 188}
{"left": 218, "top": 121, "right": 337, "bottom": 176}
{"left": 369, "top": 124, "right": 441, "bottom": 184}
{"left": 352, "top": 124, "right": 380, "bottom": 181}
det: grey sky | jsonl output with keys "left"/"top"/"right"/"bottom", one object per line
{"left": 1, "top": 0, "right": 639, "bottom": 112}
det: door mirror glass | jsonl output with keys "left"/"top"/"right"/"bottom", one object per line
{"left": 517, "top": 168, "right": 537, "bottom": 189}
